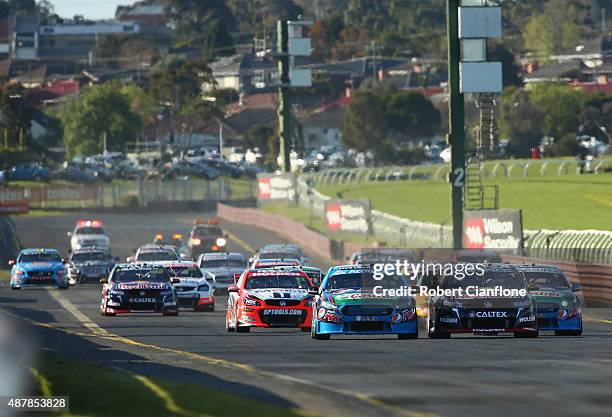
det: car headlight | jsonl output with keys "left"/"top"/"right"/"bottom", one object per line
{"left": 216, "top": 237, "right": 227, "bottom": 247}
{"left": 190, "top": 238, "right": 202, "bottom": 246}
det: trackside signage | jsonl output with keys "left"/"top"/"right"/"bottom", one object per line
{"left": 463, "top": 209, "right": 523, "bottom": 250}
{"left": 257, "top": 173, "right": 296, "bottom": 202}
{"left": 0, "top": 186, "right": 100, "bottom": 204}
{"left": 325, "top": 199, "right": 371, "bottom": 234}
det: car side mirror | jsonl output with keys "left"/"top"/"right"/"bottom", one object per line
{"left": 171, "top": 278, "right": 180, "bottom": 284}
{"left": 99, "top": 277, "right": 108, "bottom": 284}
{"left": 571, "top": 283, "right": 582, "bottom": 292}
{"left": 233, "top": 273, "right": 241, "bottom": 284}
{"left": 8, "top": 259, "right": 15, "bottom": 266}
{"left": 228, "top": 285, "right": 239, "bottom": 293}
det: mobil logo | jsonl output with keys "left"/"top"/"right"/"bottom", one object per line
{"left": 258, "top": 178, "right": 271, "bottom": 199}
{"left": 464, "top": 218, "right": 485, "bottom": 249}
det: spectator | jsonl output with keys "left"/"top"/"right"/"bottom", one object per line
{"left": 577, "top": 142, "right": 589, "bottom": 175}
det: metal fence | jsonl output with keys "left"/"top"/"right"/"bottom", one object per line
{"left": 304, "top": 158, "right": 612, "bottom": 186}
{"left": 1, "top": 178, "right": 257, "bottom": 210}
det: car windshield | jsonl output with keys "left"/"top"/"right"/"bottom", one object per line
{"left": 75, "top": 227, "right": 105, "bottom": 235}
{"left": 245, "top": 274, "right": 311, "bottom": 289}
{"left": 113, "top": 268, "right": 170, "bottom": 283}
{"left": 324, "top": 272, "right": 405, "bottom": 290}
{"left": 165, "top": 266, "right": 203, "bottom": 278}
{"left": 201, "top": 259, "right": 245, "bottom": 268}
{"left": 136, "top": 251, "right": 178, "bottom": 261}
{"left": 72, "top": 252, "right": 110, "bottom": 262}
{"left": 442, "top": 271, "right": 525, "bottom": 290}
{"left": 193, "top": 227, "right": 222, "bottom": 237}
{"left": 259, "top": 252, "right": 298, "bottom": 260}
{"left": 20, "top": 253, "right": 62, "bottom": 263}
{"left": 523, "top": 271, "right": 570, "bottom": 288}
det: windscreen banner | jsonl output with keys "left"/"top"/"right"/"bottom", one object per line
{"left": 463, "top": 209, "right": 523, "bottom": 250}
{"left": 257, "top": 173, "right": 296, "bottom": 202}
{"left": 325, "top": 199, "right": 371, "bottom": 234}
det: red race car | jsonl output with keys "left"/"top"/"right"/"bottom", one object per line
{"left": 226, "top": 269, "right": 315, "bottom": 333}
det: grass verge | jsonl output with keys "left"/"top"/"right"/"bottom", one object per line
{"left": 33, "top": 354, "right": 327, "bottom": 417}
{"left": 317, "top": 174, "right": 612, "bottom": 230}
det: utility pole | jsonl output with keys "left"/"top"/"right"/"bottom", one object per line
{"left": 277, "top": 20, "right": 291, "bottom": 173}
{"left": 447, "top": 0, "right": 465, "bottom": 250}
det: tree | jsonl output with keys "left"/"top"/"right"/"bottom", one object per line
{"left": 341, "top": 86, "right": 440, "bottom": 163}
{"left": 149, "top": 58, "right": 214, "bottom": 113}
{"left": 121, "top": 84, "right": 159, "bottom": 126}
{"left": 529, "top": 83, "right": 588, "bottom": 139}
{"left": 498, "top": 87, "right": 545, "bottom": 157}
{"left": 0, "top": 83, "right": 33, "bottom": 149}
{"left": 59, "top": 83, "right": 141, "bottom": 158}
{"left": 164, "top": 0, "right": 236, "bottom": 54}
{"left": 523, "top": 1, "right": 585, "bottom": 59}
{"left": 7, "top": 0, "right": 35, "bottom": 15}
{"left": 488, "top": 43, "right": 522, "bottom": 87}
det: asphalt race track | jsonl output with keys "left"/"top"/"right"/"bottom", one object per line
{"left": 2, "top": 212, "right": 612, "bottom": 417}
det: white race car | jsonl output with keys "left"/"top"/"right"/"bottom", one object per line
{"left": 68, "top": 219, "right": 110, "bottom": 252}
{"left": 162, "top": 261, "right": 215, "bottom": 311}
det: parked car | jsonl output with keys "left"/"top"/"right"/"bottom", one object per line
{"left": 9, "top": 163, "right": 50, "bottom": 182}
{"left": 54, "top": 162, "right": 98, "bottom": 183}
{"left": 162, "top": 160, "right": 220, "bottom": 180}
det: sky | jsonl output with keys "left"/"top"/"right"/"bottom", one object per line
{"left": 50, "top": 0, "right": 128, "bottom": 20}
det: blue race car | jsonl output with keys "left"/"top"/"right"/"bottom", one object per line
{"left": 9, "top": 249, "right": 69, "bottom": 289}
{"left": 515, "top": 264, "right": 583, "bottom": 336}
{"left": 311, "top": 265, "right": 418, "bottom": 340}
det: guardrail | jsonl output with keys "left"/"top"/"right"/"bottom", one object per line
{"left": 304, "top": 158, "right": 612, "bottom": 186}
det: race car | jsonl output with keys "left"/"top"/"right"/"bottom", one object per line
{"left": 153, "top": 233, "right": 188, "bottom": 258}
{"left": 252, "top": 244, "right": 309, "bottom": 265}
{"left": 67, "top": 248, "right": 116, "bottom": 284}
{"left": 226, "top": 269, "right": 315, "bottom": 333}
{"left": 251, "top": 258, "right": 301, "bottom": 270}
{"left": 188, "top": 219, "right": 228, "bottom": 258}
{"left": 163, "top": 261, "right": 215, "bottom": 311}
{"left": 197, "top": 252, "right": 248, "bottom": 289}
{"left": 263, "top": 265, "right": 324, "bottom": 287}
{"left": 127, "top": 245, "right": 181, "bottom": 263}
{"left": 9, "top": 249, "right": 69, "bottom": 290}
{"left": 427, "top": 264, "right": 538, "bottom": 338}
{"left": 68, "top": 219, "right": 109, "bottom": 252}
{"left": 515, "top": 263, "right": 582, "bottom": 336}
{"left": 311, "top": 265, "right": 418, "bottom": 340}
{"left": 100, "top": 264, "right": 179, "bottom": 316}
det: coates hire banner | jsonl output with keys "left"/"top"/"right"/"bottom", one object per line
{"left": 257, "top": 173, "right": 296, "bottom": 202}
{"left": 325, "top": 199, "right": 371, "bottom": 234}
{"left": 0, "top": 186, "right": 99, "bottom": 203}
{"left": 463, "top": 209, "right": 523, "bottom": 250}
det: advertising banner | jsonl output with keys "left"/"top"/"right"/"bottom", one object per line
{"left": 463, "top": 209, "right": 523, "bottom": 250}
{"left": 257, "top": 173, "right": 296, "bottom": 202}
{"left": 325, "top": 199, "right": 371, "bottom": 234}
{"left": 0, "top": 201, "right": 29, "bottom": 215}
